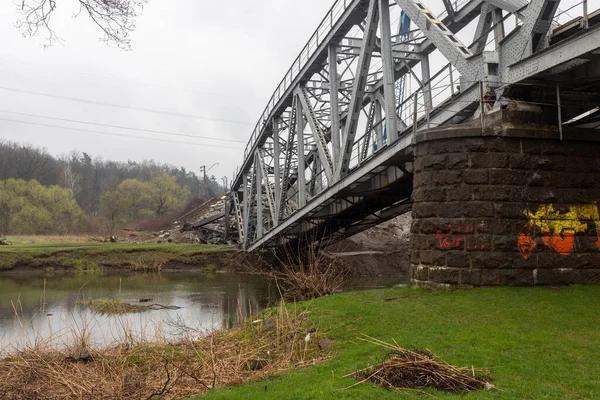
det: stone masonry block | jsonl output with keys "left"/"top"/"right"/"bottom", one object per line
{"left": 471, "top": 185, "right": 515, "bottom": 201}
{"left": 509, "top": 154, "right": 532, "bottom": 170}
{"left": 489, "top": 169, "right": 530, "bottom": 186}
{"left": 412, "top": 202, "right": 439, "bottom": 219}
{"left": 470, "top": 251, "right": 514, "bottom": 269}
{"left": 413, "top": 188, "right": 446, "bottom": 202}
{"left": 446, "top": 153, "right": 469, "bottom": 169}
{"left": 422, "top": 155, "right": 447, "bottom": 170}
{"left": 470, "top": 153, "right": 509, "bottom": 169}
{"left": 426, "top": 140, "right": 464, "bottom": 155}
{"left": 480, "top": 269, "right": 500, "bottom": 285}
{"left": 495, "top": 203, "right": 528, "bottom": 219}
{"left": 428, "top": 267, "right": 460, "bottom": 284}
{"left": 446, "top": 251, "right": 470, "bottom": 268}
{"left": 499, "top": 269, "right": 534, "bottom": 286}
{"left": 445, "top": 186, "right": 472, "bottom": 201}
{"left": 419, "top": 250, "right": 446, "bottom": 266}
{"left": 413, "top": 265, "right": 430, "bottom": 281}
{"left": 462, "top": 170, "right": 489, "bottom": 184}
{"left": 459, "top": 269, "right": 482, "bottom": 286}
{"left": 535, "top": 268, "right": 579, "bottom": 285}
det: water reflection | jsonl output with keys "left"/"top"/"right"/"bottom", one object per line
{"left": 0, "top": 272, "right": 276, "bottom": 355}
{"left": 0, "top": 271, "right": 405, "bottom": 354}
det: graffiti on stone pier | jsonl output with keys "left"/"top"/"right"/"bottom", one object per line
{"left": 436, "top": 224, "right": 486, "bottom": 250}
{"left": 518, "top": 204, "right": 600, "bottom": 259}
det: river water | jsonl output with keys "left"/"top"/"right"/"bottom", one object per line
{"left": 0, "top": 271, "right": 404, "bottom": 355}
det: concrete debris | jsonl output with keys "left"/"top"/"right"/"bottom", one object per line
{"left": 157, "top": 196, "right": 234, "bottom": 245}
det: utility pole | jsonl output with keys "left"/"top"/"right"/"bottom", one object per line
{"left": 199, "top": 163, "right": 219, "bottom": 199}
{"left": 221, "top": 176, "right": 228, "bottom": 193}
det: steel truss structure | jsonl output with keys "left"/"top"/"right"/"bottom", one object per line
{"left": 228, "top": 0, "right": 600, "bottom": 251}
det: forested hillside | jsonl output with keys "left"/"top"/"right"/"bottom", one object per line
{"left": 0, "top": 140, "right": 224, "bottom": 234}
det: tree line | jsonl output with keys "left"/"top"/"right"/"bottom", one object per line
{"left": 0, "top": 140, "right": 224, "bottom": 234}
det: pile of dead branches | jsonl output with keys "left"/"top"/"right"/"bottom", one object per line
{"left": 351, "top": 336, "right": 494, "bottom": 393}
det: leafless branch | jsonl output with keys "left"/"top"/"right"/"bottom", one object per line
{"left": 17, "top": 0, "right": 148, "bottom": 49}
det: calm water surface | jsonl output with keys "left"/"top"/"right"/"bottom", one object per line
{"left": 0, "top": 271, "right": 403, "bottom": 354}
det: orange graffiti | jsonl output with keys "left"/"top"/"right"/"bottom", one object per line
{"left": 518, "top": 204, "right": 600, "bottom": 259}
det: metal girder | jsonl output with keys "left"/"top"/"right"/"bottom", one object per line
{"left": 272, "top": 118, "right": 281, "bottom": 222}
{"left": 504, "top": 22, "right": 600, "bottom": 84}
{"left": 473, "top": 3, "right": 493, "bottom": 54}
{"left": 442, "top": 0, "right": 455, "bottom": 21}
{"left": 394, "top": 0, "right": 483, "bottom": 82}
{"left": 255, "top": 151, "right": 263, "bottom": 239}
{"left": 229, "top": 0, "right": 600, "bottom": 252}
{"left": 328, "top": 45, "right": 341, "bottom": 163}
{"left": 279, "top": 96, "right": 298, "bottom": 222}
{"left": 297, "top": 86, "right": 335, "bottom": 183}
{"left": 247, "top": 133, "right": 414, "bottom": 252}
{"left": 258, "top": 149, "right": 277, "bottom": 226}
{"left": 337, "top": 0, "right": 379, "bottom": 179}
{"left": 501, "top": 0, "right": 561, "bottom": 69}
{"left": 296, "top": 96, "right": 307, "bottom": 208}
{"left": 487, "top": 0, "right": 527, "bottom": 13}
{"left": 378, "top": 0, "right": 399, "bottom": 143}
{"left": 232, "top": 191, "right": 244, "bottom": 243}
{"left": 360, "top": 101, "right": 376, "bottom": 162}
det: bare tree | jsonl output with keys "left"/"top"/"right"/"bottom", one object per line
{"left": 17, "top": 0, "right": 148, "bottom": 49}
{"left": 60, "top": 162, "right": 81, "bottom": 197}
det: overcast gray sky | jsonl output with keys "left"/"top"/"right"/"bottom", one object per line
{"left": 0, "top": 0, "right": 333, "bottom": 181}
{"left": 0, "top": 0, "right": 588, "bottom": 182}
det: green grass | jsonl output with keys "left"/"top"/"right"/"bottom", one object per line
{"left": 80, "top": 298, "right": 149, "bottom": 314}
{"left": 198, "top": 285, "right": 600, "bottom": 400}
{"left": 0, "top": 238, "right": 236, "bottom": 271}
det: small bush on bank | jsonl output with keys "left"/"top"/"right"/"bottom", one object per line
{"left": 274, "top": 244, "right": 347, "bottom": 301}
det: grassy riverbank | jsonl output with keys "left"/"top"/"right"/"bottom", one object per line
{"left": 201, "top": 285, "right": 600, "bottom": 399}
{"left": 0, "top": 236, "right": 236, "bottom": 271}
{"left": 0, "top": 284, "right": 598, "bottom": 398}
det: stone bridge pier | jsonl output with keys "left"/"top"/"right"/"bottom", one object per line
{"left": 410, "top": 110, "right": 600, "bottom": 288}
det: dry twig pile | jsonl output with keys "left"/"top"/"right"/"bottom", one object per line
{"left": 351, "top": 336, "right": 493, "bottom": 393}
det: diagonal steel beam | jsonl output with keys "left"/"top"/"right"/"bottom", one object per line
{"left": 336, "top": 0, "right": 379, "bottom": 179}
{"left": 297, "top": 86, "right": 335, "bottom": 183}
{"left": 394, "top": 0, "right": 482, "bottom": 81}
{"left": 258, "top": 149, "right": 277, "bottom": 226}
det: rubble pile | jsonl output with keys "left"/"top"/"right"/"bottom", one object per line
{"left": 156, "top": 196, "right": 235, "bottom": 245}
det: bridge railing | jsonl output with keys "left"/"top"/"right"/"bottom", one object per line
{"left": 241, "top": 0, "right": 354, "bottom": 163}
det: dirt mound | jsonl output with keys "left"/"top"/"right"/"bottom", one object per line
{"left": 325, "top": 213, "right": 412, "bottom": 277}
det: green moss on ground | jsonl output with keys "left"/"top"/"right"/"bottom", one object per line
{"left": 0, "top": 239, "right": 236, "bottom": 271}
{"left": 198, "top": 285, "right": 600, "bottom": 400}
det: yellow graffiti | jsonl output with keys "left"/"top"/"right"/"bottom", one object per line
{"left": 518, "top": 203, "right": 600, "bottom": 259}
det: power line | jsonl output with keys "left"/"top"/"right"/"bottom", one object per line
{"left": 0, "top": 109, "right": 247, "bottom": 144}
{"left": 0, "top": 56, "right": 265, "bottom": 102}
{"left": 0, "top": 117, "right": 246, "bottom": 150}
{"left": 0, "top": 86, "right": 255, "bottom": 126}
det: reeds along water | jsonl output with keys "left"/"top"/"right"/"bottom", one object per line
{"left": 0, "top": 290, "right": 326, "bottom": 400}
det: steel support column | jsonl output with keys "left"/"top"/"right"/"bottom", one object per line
{"left": 255, "top": 151, "right": 263, "bottom": 239}
{"left": 296, "top": 96, "right": 307, "bottom": 207}
{"left": 328, "top": 44, "right": 341, "bottom": 164}
{"left": 272, "top": 118, "right": 281, "bottom": 224}
{"left": 378, "top": 0, "right": 399, "bottom": 142}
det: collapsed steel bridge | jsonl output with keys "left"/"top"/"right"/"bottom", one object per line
{"left": 227, "top": 0, "right": 600, "bottom": 251}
